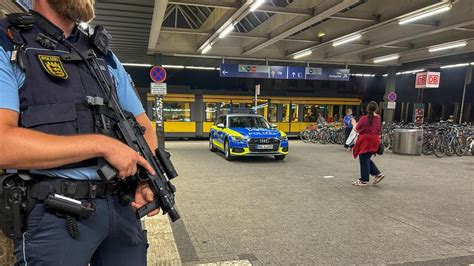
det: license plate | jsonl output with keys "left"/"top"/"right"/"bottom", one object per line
{"left": 256, "top": 144, "right": 274, "bottom": 149}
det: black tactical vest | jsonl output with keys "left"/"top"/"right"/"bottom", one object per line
{"left": 0, "top": 12, "right": 118, "bottom": 168}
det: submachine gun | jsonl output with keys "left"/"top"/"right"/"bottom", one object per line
{"left": 60, "top": 26, "right": 180, "bottom": 221}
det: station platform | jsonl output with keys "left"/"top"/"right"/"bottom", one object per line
{"left": 147, "top": 140, "right": 473, "bottom": 265}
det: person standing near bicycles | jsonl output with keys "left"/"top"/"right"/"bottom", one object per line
{"left": 352, "top": 102, "right": 385, "bottom": 186}
{"left": 343, "top": 108, "right": 355, "bottom": 150}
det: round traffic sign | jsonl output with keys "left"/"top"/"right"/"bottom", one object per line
{"left": 150, "top": 66, "right": 167, "bottom": 83}
{"left": 387, "top": 91, "right": 397, "bottom": 102}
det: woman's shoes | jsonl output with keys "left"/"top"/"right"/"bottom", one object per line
{"left": 373, "top": 174, "right": 385, "bottom": 185}
{"left": 352, "top": 180, "right": 368, "bottom": 186}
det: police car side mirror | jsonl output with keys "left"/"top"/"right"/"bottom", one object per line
{"left": 217, "top": 123, "right": 225, "bottom": 129}
{"left": 271, "top": 124, "right": 277, "bottom": 129}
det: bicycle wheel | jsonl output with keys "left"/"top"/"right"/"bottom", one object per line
{"left": 452, "top": 138, "right": 464, "bottom": 157}
{"left": 382, "top": 134, "right": 391, "bottom": 151}
{"left": 432, "top": 137, "right": 445, "bottom": 158}
{"left": 319, "top": 130, "right": 329, "bottom": 144}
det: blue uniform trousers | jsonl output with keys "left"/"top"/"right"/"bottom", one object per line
{"left": 14, "top": 195, "right": 147, "bottom": 266}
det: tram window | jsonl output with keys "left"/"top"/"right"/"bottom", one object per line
{"left": 205, "top": 103, "right": 218, "bottom": 122}
{"left": 163, "top": 102, "right": 191, "bottom": 122}
{"left": 268, "top": 104, "right": 278, "bottom": 122}
{"left": 303, "top": 105, "right": 318, "bottom": 122}
{"left": 282, "top": 104, "right": 290, "bottom": 122}
{"left": 219, "top": 103, "right": 232, "bottom": 115}
{"left": 291, "top": 104, "right": 298, "bottom": 122}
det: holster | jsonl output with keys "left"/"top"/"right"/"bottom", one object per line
{"left": 0, "top": 174, "right": 36, "bottom": 240}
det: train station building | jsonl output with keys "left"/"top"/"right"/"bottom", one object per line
{"left": 0, "top": 0, "right": 473, "bottom": 265}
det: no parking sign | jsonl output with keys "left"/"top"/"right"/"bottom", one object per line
{"left": 150, "top": 66, "right": 167, "bottom": 83}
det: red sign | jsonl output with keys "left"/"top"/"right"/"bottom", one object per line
{"left": 150, "top": 66, "right": 167, "bottom": 83}
{"left": 415, "top": 71, "right": 440, "bottom": 88}
{"left": 426, "top": 72, "right": 440, "bottom": 88}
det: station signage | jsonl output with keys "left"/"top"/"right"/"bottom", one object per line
{"left": 220, "top": 64, "right": 350, "bottom": 81}
{"left": 150, "top": 82, "right": 167, "bottom": 95}
{"left": 415, "top": 71, "right": 440, "bottom": 88}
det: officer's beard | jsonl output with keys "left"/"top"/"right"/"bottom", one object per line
{"left": 48, "top": 0, "right": 95, "bottom": 23}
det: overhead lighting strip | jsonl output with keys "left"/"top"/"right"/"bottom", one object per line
{"left": 219, "top": 24, "right": 235, "bottom": 39}
{"left": 428, "top": 41, "right": 467, "bottom": 53}
{"left": 122, "top": 63, "right": 153, "bottom": 67}
{"left": 373, "top": 55, "right": 400, "bottom": 63}
{"left": 332, "top": 34, "right": 362, "bottom": 47}
{"left": 399, "top": 4, "right": 452, "bottom": 25}
{"left": 293, "top": 50, "right": 312, "bottom": 59}
{"left": 440, "top": 63, "right": 469, "bottom": 69}
{"left": 201, "top": 44, "right": 212, "bottom": 54}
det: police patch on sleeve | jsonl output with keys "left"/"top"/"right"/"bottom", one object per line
{"left": 38, "top": 55, "right": 69, "bottom": 79}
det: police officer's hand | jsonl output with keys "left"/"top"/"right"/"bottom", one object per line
{"left": 103, "top": 139, "right": 156, "bottom": 178}
{"left": 131, "top": 182, "right": 160, "bottom": 217}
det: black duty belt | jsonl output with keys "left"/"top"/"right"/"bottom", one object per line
{"left": 29, "top": 176, "right": 118, "bottom": 200}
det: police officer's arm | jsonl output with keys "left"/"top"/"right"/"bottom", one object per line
{"left": 135, "top": 112, "right": 158, "bottom": 151}
{"left": 0, "top": 109, "right": 155, "bottom": 177}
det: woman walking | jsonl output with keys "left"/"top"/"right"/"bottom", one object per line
{"left": 343, "top": 108, "right": 354, "bottom": 150}
{"left": 352, "top": 102, "right": 385, "bottom": 186}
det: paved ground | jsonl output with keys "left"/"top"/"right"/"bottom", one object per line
{"left": 158, "top": 140, "right": 474, "bottom": 265}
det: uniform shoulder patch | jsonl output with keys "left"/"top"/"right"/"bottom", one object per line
{"left": 38, "top": 54, "right": 68, "bottom": 79}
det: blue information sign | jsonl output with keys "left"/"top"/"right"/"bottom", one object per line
{"left": 220, "top": 64, "right": 350, "bottom": 81}
{"left": 269, "top": 66, "right": 288, "bottom": 79}
{"left": 306, "top": 68, "right": 350, "bottom": 81}
{"left": 288, "top": 66, "right": 306, "bottom": 79}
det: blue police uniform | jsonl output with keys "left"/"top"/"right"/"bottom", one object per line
{"left": 1, "top": 12, "right": 147, "bottom": 266}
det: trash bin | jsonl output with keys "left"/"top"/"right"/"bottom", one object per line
{"left": 392, "top": 129, "right": 423, "bottom": 155}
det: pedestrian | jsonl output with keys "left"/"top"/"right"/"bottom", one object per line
{"left": 0, "top": 1, "right": 160, "bottom": 265}
{"left": 352, "top": 102, "right": 385, "bottom": 186}
{"left": 317, "top": 112, "right": 326, "bottom": 126}
{"left": 343, "top": 108, "right": 354, "bottom": 150}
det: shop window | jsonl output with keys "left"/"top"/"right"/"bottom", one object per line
{"left": 163, "top": 102, "right": 191, "bottom": 122}
{"left": 303, "top": 105, "right": 319, "bottom": 122}
{"left": 205, "top": 103, "right": 218, "bottom": 122}
{"left": 219, "top": 102, "right": 232, "bottom": 115}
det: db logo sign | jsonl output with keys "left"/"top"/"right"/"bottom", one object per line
{"left": 427, "top": 74, "right": 439, "bottom": 85}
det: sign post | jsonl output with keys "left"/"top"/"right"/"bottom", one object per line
{"left": 255, "top": 84, "right": 260, "bottom": 111}
{"left": 150, "top": 66, "right": 167, "bottom": 149}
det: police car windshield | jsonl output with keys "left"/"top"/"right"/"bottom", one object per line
{"left": 229, "top": 116, "right": 270, "bottom": 128}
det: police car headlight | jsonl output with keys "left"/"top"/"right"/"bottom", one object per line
{"left": 233, "top": 136, "right": 249, "bottom": 142}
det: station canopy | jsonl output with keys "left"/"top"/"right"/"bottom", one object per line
{"left": 2, "top": 0, "right": 474, "bottom": 70}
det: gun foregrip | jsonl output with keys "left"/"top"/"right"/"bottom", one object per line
{"left": 136, "top": 200, "right": 180, "bottom": 222}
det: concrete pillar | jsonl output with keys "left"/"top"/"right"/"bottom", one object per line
{"left": 383, "top": 67, "right": 397, "bottom": 123}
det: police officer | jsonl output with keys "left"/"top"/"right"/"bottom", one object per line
{"left": 0, "top": 0, "right": 160, "bottom": 265}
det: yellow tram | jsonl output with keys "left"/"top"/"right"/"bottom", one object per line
{"left": 146, "top": 93, "right": 361, "bottom": 138}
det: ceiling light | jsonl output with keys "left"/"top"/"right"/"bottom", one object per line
{"left": 317, "top": 31, "right": 326, "bottom": 38}
{"left": 122, "top": 63, "right": 152, "bottom": 67}
{"left": 471, "top": 62, "right": 474, "bottom": 65}
{"left": 440, "top": 63, "right": 469, "bottom": 69}
{"left": 250, "top": 0, "right": 265, "bottom": 12}
{"left": 382, "top": 74, "right": 388, "bottom": 77}
{"left": 162, "top": 65, "right": 185, "bottom": 69}
{"left": 185, "top": 66, "right": 217, "bottom": 70}
{"left": 219, "top": 24, "right": 235, "bottom": 39}
{"left": 399, "top": 4, "right": 451, "bottom": 25}
{"left": 332, "top": 34, "right": 362, "bottom": 46}
{"left": 373, "top": 55, "right": 400, "bottom": 63}
{"left": 429, "top": 41, "right": 467, "bottom": 52}
{"left": 293, "top": 50, "right": 312, "bottom": 59}
{"left": 201, "top": 44, "right": 212, "bottom": 54}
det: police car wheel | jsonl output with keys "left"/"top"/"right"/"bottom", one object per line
{"left": 274, "top": 155, "right": 286, "bottom": 161}
{"left": 224, "top": 140, "right": 234, "bottom": 161}
{"left": 209, "top": 136, "right": 217, "bottom": 152}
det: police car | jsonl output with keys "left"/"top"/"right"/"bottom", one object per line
{"left": 209, "top": 114, "right": 289, "bottom": 160}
